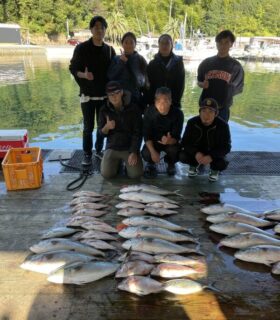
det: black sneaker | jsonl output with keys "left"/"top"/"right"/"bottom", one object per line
{"left": 81, "top": 154, "right": 92, "bottom": 166}
{"left": 144, "top": 164, "right": 157, "bottom": 178}
{"left": 167, "top": 163, "right": 176, "bottom": 176}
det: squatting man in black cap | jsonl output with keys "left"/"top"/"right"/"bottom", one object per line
{"left": 179, "top": 98, "right": 231, "bottom": 182}
{"left": 98, "top": 81, "right": 143, "bottom": 179}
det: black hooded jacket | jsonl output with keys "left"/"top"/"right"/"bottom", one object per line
{"left": 181, "top": 116, "right": 231, "bottom": 158}
{"left": 146, "top": 52, "right": 185, "bottom": 108}
{"left": 98, "top": 92, "right": 142, "bottom": 153}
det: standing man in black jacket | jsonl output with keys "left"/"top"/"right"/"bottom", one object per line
{"left": 197, "top": 30, "right": 244, "bottom": 122}
{"left": 142, "top": 87, "right": 184, "bottom": 178}
{"left": 146, "top": 34, "right": 185, "bottom": 109}
{"left": 98, "top": 81, "right": 143, "bottom": 179}
{"left": 69, "top": 16, "right": 116, "bottom": 166}
{"left": 179, "top": 98, "right": 231, "bottom": 182}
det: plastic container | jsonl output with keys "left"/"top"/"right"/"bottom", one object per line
{"left": 0, "top": 129, "right": 29, "bottom": 159}
{"left": 2, "top": 147, "right": 43, "bottom": 191}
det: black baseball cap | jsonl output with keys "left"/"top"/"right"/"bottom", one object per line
{"left": 199, "top": 98, "right": 219, "bottom": 113}
{"left": 106, "top": 81, "right": 123, "bottom": 94}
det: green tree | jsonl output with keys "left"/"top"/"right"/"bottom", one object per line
{"left": 163, "top": 17, "right": 181, "bottom": 41}
{"left": 106, "top": 10, "right": 128, "bottom": 43}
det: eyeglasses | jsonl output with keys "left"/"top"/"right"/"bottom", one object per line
{"left": 107, "top": 90, "right": 121, "bottom": 96}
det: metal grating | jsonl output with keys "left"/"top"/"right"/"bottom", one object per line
{"left": 59, "top": 150, "right": 280, "bottom": 176}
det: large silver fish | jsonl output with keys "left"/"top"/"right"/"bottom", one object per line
{"left": 47, "top": 261, "right": 119, "bottom": 284}
{"left": 122, "top": 216, "right": 187, "bottom": 231}
{"left": 117, "top": 276, "right": 163, "bottom": 296}
{"left": 115, "top": 260, "right": 154, "bottom": 278}
{"left": 119, "top": 226, "right": 197, "bottom": 243}
{"left": 118, "top": 251, "right": 156, "bottom": 264}
{"left": 122, "top": 238, "right": 195, "bottom": 254}
{"left": 234, "top": 245, "right": 280, "bottom": 266}
{"left": 41, "top": 227, "right": 80, "bottom": 239}
{"left": 117, "top": 208, "right": 146, "bottom": 217}
{"left": 120, "top": 184, "right": 181, "bottom": 196}
{"left": 219, "top": 232, "right": 280, "bottom": 249}
{"left": 115, "top": 201, "right": 146, "bottom": 209}
{"left": 206, "top": 212, "right": 274, "bottom": 227}
{"left": 119, "top": 192, "right": 177, "bottom": 204}
{"left": 144, "top": 207, "right": 178, "bottom": 216}
{"left": 201, "top": 204, "right": 262, "bottom": 216}
{"left": 154, "top": 254, "right": 206, "bottom": 267}
{"left": 163, "top": 279, "right": 205, "bottom": 295}
{"left": 209, "top": 221, "right": 279, "bottom": 237}
{"left": 81, "top": 221, "right": 117, "bottom": 233}
{"left": 80, "top": 239, "right": 117, "bottom": 251}
{"left": 30, "top": 238, "right": 105, "bottom": 256}
{"left": 20, "top": 250, "right": 95, "bottom": 274}
{"left": 151, "top": 263, "right": 203, "bottom": 279}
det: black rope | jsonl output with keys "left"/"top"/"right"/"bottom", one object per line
{"left": 59, "top": 157, "right": 93, "bottom": 191}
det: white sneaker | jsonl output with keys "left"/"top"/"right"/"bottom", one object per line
{"left": 208, "top": 170, "right": 219, "bottom": 182}
{"left": 188, "top": 165, "right": 198, "bottom": 177}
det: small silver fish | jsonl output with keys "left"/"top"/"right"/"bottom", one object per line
{"left": 163, "top": 279, "right": 205, "bottom": 295}
{"left": 115, "top": 201, "right": 146, "bottom": 209}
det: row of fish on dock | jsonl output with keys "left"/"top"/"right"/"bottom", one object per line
{"left": 202, "top": 203, "right": 280, "bottom": 274}
{"left": 20, "top": 185, "right": 210, "bottom": 296}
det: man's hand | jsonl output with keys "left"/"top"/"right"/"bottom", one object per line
{"left": 200, "top": 155, "right": 212, "bottom": 165}
{"left": 78, "top": 67, "right": 94, "bottom": 80}
{"left": 158, "top": 132, "right": 173, "bottom": 145}
{"left": 195, "top": 152, "right": 205, "bottom": 164}
{"left": 119, "top": 50, "right": 128, "bottom": 63}
{"left": 201, "top": 79, "right": 209, "bottom": 89}
{"left": 128, "top": 153, "right": 138, "bottom": 166}
{"left": 105, "top": 116, "right": 115, "bottom": 131}
{"left": 151, "top": 150, "right": 160, "bottom": 163}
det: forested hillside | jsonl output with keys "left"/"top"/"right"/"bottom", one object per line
{"left": 1, "top": 0, "right": 279, "bottom": 41}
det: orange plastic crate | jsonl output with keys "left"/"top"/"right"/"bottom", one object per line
{"left": 2, "top": 147, "right": 43, "bottom": 191}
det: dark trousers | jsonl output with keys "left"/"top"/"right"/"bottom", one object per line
{"left": 218, "top": 108, "right": 230, "bottom": 122}
{"left": 141, "top": 142, "right": 180, "bottom": 165}
{"left": 179, "top": 151, "right": 229, "bottom": 171}
{"left": 81, "top": 100, "right": 105, "bottom": 155}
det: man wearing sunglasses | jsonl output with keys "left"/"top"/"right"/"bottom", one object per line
{"left": 98, "top": 81, "right": 143, "bottom": 179}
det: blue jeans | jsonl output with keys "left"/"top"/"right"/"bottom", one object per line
{"left": 81, "top": 100, "right": 105, "bottom": 155}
